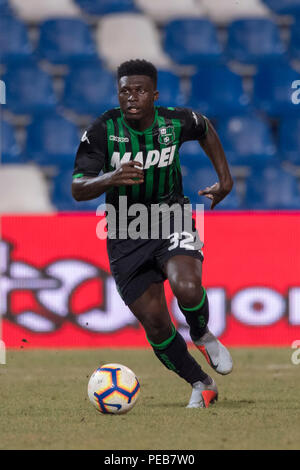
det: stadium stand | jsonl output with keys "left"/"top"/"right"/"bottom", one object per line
{"left": 135, "top": 0, "right": 205, "bottom": 24}
{"left": 180, "top": 140, "right": 207, "bottom": 159}
{"left": 0, "top": 165, "right": 54, "bottom": 212}
{"left": 289, "top": 18, "right": 300, "bottom": 61}
{"left": 0, "top": 0, "right": 12, "bottom": 15}
{"left": 163, "top": 18, "right": 222, "bottom": 65}
{"left": 0, "top": 120, "right": 22, "bottom": 164}
{"left": 0, "top": 15, "right": 33, "bottom": 65}
{"left": 253, "top": 62, "right": 300, "bottom": 117}
{"left": 37, "top": 18, "right": 98, "bottom": 65}
{"left": 201, "top": 0, "right": 271, "bottom": 24}
{"left": 51, "top": 169, "right": 105, "bottom": 211}
{"left": 156, "top": 70, "right": 186, "bottom": 107}
{"left": 262, "top": 0, "right": 300, "bottom": 15}
{"left": 3, "top": 63, "right": 57, "bottom": 115}
{"left": 74, "top": 0, "right": 138, "bottom": 16}
{"left": 226, "top": 18, "right": 286, "bottom": 64}
{"left": 188, "top": 65, "right": 250, "bottom": 117}
{"left": 180, "top": 142, "right": 242, "bottom": 209}
{"left": 96, "top": 14, "right": 171, "bottom": 70}
{"left": 61, "top": 63, "right": 118, "bottom": 116}
{"left": 244, "top": 163, "right": 300, "bottom": 209}
{"left": 1, "top": 0, "right": 300, "bottom": 212}
{"left": 25, "top": 113, "right": 79, "bottom": 168}
{"left": 181, "top": 161, "right": 241, "bottom": 209}
{"left": 9, "top": 0, "right": 80, "bottom": 22}
{"left": 279, "top": 118, "right": 300, "bottom": 165}
{"left": 217, "top": 114, "right": 277, "bottom": 166}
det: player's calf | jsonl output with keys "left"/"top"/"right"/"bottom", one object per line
{"left": 178, "top": 286, "right": 209, "bottom": 342}
{"left": 147, "top": 324, "right": 209, "bottom": 385}
{"left": 178, "top": 287, "right": 233, "bottom": 375}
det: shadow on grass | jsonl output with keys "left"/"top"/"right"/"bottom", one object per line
{"left": 214, "top": 399, "right": 256, "bottom": 409}
{"left": 148, "top": 399, "right": 256, "bottom": 409}
{"left": 146, "top": 402, "right": 187, "bottom": 409}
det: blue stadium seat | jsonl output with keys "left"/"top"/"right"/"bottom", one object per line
{"left": 52, "top": 170, "right": 105, "bottom": 211}
{"left": 226, "top": 19, "right": 285, "bottom": 64}
{"left": 253, "top": 63, "right": 300, "bottom": 117}
{"left": 188, "top": 65, "right": 250, "bottom": 117}
{"left": 25, "top": 114, "right": 79, "bottom": 167}
{"left": 180, "top": 144, "right": 210, "bottom": 189}
{"left": 290, "top": 19, "right": 300, "bottom": 61}
{"left": 61, "top": 63, "right": 118, "bottom": 115}
{"left": 1, "top": 120, "right": 23, "bottom": 163}
{"left": 163, "top": 19, "right": 222, "bottom": 65}
{"left": 181, "top": 160, "right": 241, "bottom": 209}
{"left": 0, "top": 0, "right": 12, "bottom": 15}
{"left": 217, "top": 114, "right": 277, "bottom": 166}
{"left": 38, "top": 18, "right": 98, "bottom": 65}
{"left": 4, "top": 63, "right": 57, "bottom": 115}
{"left": 74, "top": 0, "right": 138, "bottom": 15}
{"left": 180, "top": 139, "right": 206, "bottom": 158}
{"left": 279, "top": 117, "right": 300, "bottom": 165}
{"left": 0, "top": 15, "right": 33, "bottom": 64}
{"left": 156, "top": 70, "right": 185, "bottom": 107}
{"left": 244, "top": 163, "right": 300, "bottom": 209}
{"left": 262, "top": 0, "right": 300, "bottom": 15}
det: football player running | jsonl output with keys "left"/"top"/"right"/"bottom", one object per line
{"left": 72, "top": 59, "right": 233, "bottom": 408}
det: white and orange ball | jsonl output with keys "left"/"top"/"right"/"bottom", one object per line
{"left": 88, "top": 363, "right": 140, "bottom": 415}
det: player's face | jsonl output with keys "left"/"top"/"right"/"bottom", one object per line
{"left": 118, "top": 75, "right": 159, "bottom": 122}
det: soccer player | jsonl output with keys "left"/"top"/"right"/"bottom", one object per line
{"left": 72, "top": 59, "right": 233, "bottom": 408}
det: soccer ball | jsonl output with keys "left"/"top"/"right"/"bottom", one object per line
{"left": 88, "top": 363, "right": 140, "bottom": 415}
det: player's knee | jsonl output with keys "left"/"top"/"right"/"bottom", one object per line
{"left": 173, "top": 278, "right": 202, "bottom": 308}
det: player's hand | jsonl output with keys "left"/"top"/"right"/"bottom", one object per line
{"left": 110, "top": 161, "right": 144, "bottom": 186}
{"left": 198, "top": 181, "right": 233, "bottom": 210}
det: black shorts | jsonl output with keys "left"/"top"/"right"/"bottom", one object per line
{"left": 107, "top": 219, "right": 204, "bottom": 306}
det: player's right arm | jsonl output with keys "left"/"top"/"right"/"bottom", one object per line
{"left": 72, "top": 162, "right": 144, "bottom": 201}
{"left": 71, "top": 119, "right": 143, "bottom": 202}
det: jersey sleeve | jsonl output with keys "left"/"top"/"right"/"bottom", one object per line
{"left": 180, "top": 108, "right": 208, "bottom": 143}
{"left": 73, "top": 117, "right": 106, "bottom": 178}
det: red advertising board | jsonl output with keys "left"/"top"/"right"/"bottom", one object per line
{"left": 1, "top": 212, "right": 300, "bottom": 347}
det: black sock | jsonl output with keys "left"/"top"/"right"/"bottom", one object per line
{"left": 178, "top": 287, "right": 209, "bottom": 342}
{"left": 147, "top": 325, "right": 208, "bottom": 385}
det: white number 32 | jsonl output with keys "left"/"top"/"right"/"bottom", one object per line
{"left": 167, "top": 231, "right": 195, "bottom": 251}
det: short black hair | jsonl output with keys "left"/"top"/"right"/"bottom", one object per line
{"left": 117, "top": 59, "right": 157, "bottom": 88}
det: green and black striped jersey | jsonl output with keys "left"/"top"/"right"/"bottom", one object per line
{"left": 73, "top": 106, "right": 208, "bottom": 209}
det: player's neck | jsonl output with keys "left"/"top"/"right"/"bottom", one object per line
{"left": 124, "top": 108, "right": 156, "bottom": 132}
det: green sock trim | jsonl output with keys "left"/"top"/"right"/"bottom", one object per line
{"left": 147, "top": 324, "right": 177, "bottom": 350}
{"left": 72, "top": 173, "right": 84, "bottom": 179}
{"left": 179, "top": 287, "right": 206, "bottom": 312}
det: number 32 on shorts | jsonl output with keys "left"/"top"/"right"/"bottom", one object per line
{"left": 167, "top": 231, "right": 195, "bottom": 251}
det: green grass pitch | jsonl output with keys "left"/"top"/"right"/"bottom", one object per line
{"left": 0, "top": 347, "right": 299, "bottom": 450}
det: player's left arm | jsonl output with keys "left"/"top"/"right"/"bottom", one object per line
{"left": 198, "top": 118, "right": 233, "bottom": 210}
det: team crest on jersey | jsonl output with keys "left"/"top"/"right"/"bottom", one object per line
{"left": 158, "top": 126, "right": 175, "bottom": 145}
